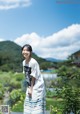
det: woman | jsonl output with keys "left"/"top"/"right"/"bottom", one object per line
{"left": 22, "top": 44, "right": 46, "bottom": 114}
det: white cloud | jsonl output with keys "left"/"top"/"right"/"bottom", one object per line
{"left": 0, "top": 38, "right": 4, "bottom": 41}
{"left": 0, "top": 0, "right": 31, "bottom": 10}
{"left": 14, "top": 24, "right": 80, "bottom": 60}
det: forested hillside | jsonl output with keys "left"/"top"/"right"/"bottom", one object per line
{"left": 0, "top": 41, "right": 54, "bottom": 72}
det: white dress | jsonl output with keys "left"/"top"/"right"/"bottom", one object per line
{"left": 23, "top": 58, "right": 46, "bottom": 114}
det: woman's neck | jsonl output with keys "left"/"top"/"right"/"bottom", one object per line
{"left": 25, "top": 57, "right": 31, "bottom": 64}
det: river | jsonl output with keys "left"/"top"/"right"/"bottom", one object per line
{"left": 41, "top": 73, "right": 57, "bottom": 79}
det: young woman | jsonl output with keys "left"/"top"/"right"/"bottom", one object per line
{"left": 22, "top": 44, "right": 46, "bottom": 114}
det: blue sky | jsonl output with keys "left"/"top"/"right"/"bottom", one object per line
{"left": 0, "top": 0, "right": 80, "bottom": 60}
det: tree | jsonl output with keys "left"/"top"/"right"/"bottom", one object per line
{"left": 57, "top": 65, "right": 80, "bottom": 114}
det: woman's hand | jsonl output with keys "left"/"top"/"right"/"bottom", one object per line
{"left": 28, "top": 86, "right": 32, "bottom": 97}
{"left": 28, "top": 77, "right": 36, "bottom": 98}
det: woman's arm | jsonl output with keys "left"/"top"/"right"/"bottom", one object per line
{"left": 28, "top": 76, "right": 36, "bottom": 97}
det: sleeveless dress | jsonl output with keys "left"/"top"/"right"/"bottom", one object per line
{"left": 22, "top": 58, "right": 46, "bottom": 114}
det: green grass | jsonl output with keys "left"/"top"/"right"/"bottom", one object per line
{"left": 46, "top": 98, "right": 64, "bottom": 110}
{"left": 12, "top": 101, "right": 24, "bottom": 112}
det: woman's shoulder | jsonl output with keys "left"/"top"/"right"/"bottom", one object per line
{"left": 30, "top": 58, "right": 38, "bottom": 65}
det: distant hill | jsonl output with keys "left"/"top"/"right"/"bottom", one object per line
{"left": 0, "top": 41, "right": 22, "bottom": 72}
{"left": 45, "top": 57, "right": 64, "bottom": 62}
{"left": 0, "top": 41, "right": 48, "bottom": 72}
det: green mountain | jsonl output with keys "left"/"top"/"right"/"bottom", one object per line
{"left": 0, "top": 40, "right": 48, "bottom": 72}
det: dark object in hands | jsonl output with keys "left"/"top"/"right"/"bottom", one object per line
{"left": 24, "top": 66, "right": 32, "bottom": 86}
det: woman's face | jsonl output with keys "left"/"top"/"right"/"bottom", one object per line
{"left": 22, "top": 46, "right": 31, "bottom": 60}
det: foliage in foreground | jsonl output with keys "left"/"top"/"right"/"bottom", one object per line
{"left": 57, "top": 65, "right": 80, "bottom": 114}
